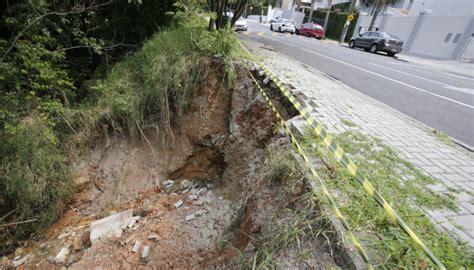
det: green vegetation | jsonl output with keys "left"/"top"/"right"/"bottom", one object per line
{"left": 302, "top": 129, "right": 473, "bottom": 268}
{"left": 0, "top": 1, "right": 241, "bottom": 252}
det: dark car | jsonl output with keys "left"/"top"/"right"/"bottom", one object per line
{"left": 349, "top": 31, "right": 404, "bottom": 57}
{"left": 296, "top": 22, "right": 324, "bottom": 39}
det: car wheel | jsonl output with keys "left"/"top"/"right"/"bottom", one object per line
{"left": 370, "top": 44, "right": 378, "bottom": 53}
{"left": 270, "top": 25, "right": 273, "bottom": 31}
{"left": 387, "top": 52, "right": 395, "bottom": 57}
{"left": 278, "top": 27, "right": 282, "bottom": 33}
{"left": 349, "top": 40, "right": 355, "bottom": 48}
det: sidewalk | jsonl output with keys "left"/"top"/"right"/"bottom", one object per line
{"left": 397, "top": 54, "right": 474, "bottom": 79}
{"left": 242, "top": 38, "right": 474, "bottom": 247}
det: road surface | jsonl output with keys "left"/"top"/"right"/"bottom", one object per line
{"left": 240, "top": 21, "right": 474, "bottom": 148}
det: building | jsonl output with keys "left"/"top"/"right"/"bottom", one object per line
{"left": 353, "top": 0, "right": 473, "bottom": 61}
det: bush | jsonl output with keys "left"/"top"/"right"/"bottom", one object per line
{"left": 0, "top": 116, "right": 72, "bottom": 243}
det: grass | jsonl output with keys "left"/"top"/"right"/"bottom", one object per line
{"left": 432, "top": 129, "right": 454, "bottom": 145}
{"left": 0, "top": 14, "right": 242, "bottom": 251}
{"left": 301, "top": 128, "right": 473, "bottom": 269}
{"left": 235, "top": 146, "right": 340, "bottom": 269}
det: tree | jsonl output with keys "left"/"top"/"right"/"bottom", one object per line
{"left": 322, "top": 0, "right": 333, "bottom": 38}
{"left": 368, "top": 0, "right": 386, "bottom": 31}
{"left": 208, "top": 0, "right": 248, "bottom": 30}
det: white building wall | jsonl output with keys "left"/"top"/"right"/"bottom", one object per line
{"left": 409, "top": 15, "right": 473, "bottom": 59}
{"left": 382, "top": 16, "right": 417, "bottom": 41}
{"left": 408, "top": 0, "right": 474, "bottom": 16}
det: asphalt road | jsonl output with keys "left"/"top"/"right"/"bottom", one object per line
{"left": 240, "top": 21, "right": 474, "bottom": 148}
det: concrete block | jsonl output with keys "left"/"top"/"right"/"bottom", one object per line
{"left": 132, "top": 240, "right": 141, "bottom": 253}
{"left": 90, "top": 209, "right": 133, "bottom": 244}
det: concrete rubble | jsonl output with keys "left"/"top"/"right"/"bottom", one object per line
{"left": 174, "top": 200, "right": 184, "bottom": 208}
{"left": 132, "top": 241, "right": 141, "bottom": 253}
{"left": 89, "top": 209, "right": 134, "bottom": 243}
{"left": 53, "top": 247, "right": 69, "bottom": 264}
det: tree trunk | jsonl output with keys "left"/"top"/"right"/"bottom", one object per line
{"left": 368, "top": 0, "right": 385, "bottom": 31}
{"left": 208, "top": 0, "right": 217, "bottom": 30}
{"left": 322, "top": 0, "right": 332, "bottom": 38}
{"left": 231, "top": 0, "right": 248, "bottom": 26}
{"left": 307, "top": 0, "right": 316, "bottom": 23}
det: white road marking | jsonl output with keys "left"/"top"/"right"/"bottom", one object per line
{"left": 442, "top": 72, "right": 474, "bottom": 82}
{"left": 262, "top": 36, "right": 474, "bottom": 110}
{"left": 370, "top": 63, "right": 474, "bottom": 95}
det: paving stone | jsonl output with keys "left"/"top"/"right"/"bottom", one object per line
{"left": 256, "top": 47, "right": 474, "bottom": 246}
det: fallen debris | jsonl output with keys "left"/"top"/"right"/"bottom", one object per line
{"left": 188, "top": 194, "right": 198, "bottom": 200}
{"left": 185, "top": 214, "right": 195, "bottom": 221}
{"left": 90, "top": 209, "right": 133, "bottom": 244}
{"left": 174, "top": 200, "right": 183, "bottom": 208}
{"left": 132, "top": 241, "right": 141, "bottom": 253}
{"left": 148, "top": 234, "right": 160, "bottom": 241}
{"left": 53, "top": 247, "right": 69, "bottom": 264}
{"left": 142, "top": 246, "right": 150, "bottom": 260}
{"left": 72, "top": 237, "right": 82, "bottom": 252}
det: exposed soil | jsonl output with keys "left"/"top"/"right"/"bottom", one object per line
{"left": 1, "top": 64, "right": 345, "bottom": 269}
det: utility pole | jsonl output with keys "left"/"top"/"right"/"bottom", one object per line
{"left": 322, "top": 0, "right": 333, "bottom": 38}
{"left": 339, "top": 0, "right": 356, "bottom": 44}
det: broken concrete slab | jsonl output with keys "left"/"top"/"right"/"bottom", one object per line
{"left": 142, "top": 246, "right": 150, "bottom": 260}
{"left": 180, "top": 179, "right": 193, "bottom": 189}
{"left": 148, "top": 234, "right": 160, "bottom": 241}
{"left": 132, "top": 240, "right": 141, "bottom": 253}
{"left": 174, "top": 200, "right": 184, "bottom": 208}
{"left": 90, "top": 209, "right": 133, "bottom": 244}
{"left": 53, "top": 247, "right": 69, "bottom": 264}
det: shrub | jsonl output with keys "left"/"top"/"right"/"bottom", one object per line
{"left": 0, "top": 116, "right": 72, "bottom": 244}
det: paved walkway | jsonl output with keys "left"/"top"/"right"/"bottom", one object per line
{"left": 243, "top": 39, "right": 474, "bottom": 247}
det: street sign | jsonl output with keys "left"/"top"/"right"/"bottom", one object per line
{"left": 348, "top": 14, "right": 354, "bottom": 21}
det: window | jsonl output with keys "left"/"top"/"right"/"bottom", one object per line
{"left": 453, "top": 33, "right": 462, "bottom": 43}
{"left": 444, "top": 33, "right": 452, "bottom": 43}
{"left": 314, "top": 24, "right": 323, "bottom": 30}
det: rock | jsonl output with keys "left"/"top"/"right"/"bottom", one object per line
{"left": 141, "top": 246, "right": 150, "bottom": 260}
{"left": 188, "top": 194, "right": 198, "bottom": 200}
{"left": 174, "top": 200, "right": 183, "bottom": 208}
{"left": 121, "top": 235, "right": 135, "bottom": 246}
{"left": 11, "top": 254, "right": 32, "bottom": 267}
{"left": 72, "top": 237, "right": 82, "bottom": 251}
{"left": 185, "top": 214, "right": 195, "bottom": 221}
{"left": 54, "top": 247, "right": 69, "bottom": 264}
{"left": 14, "top": 247, "right": 26, "bottom": 257}
{"left": 207, "top": 183, "right": 216, "bottom": 189}
{"left": 132, "top": 240, "right": 141, "bottom": 253}
{"left": 191, "top": 188, "right": 199, "bottom": 195}
{"left": 195, "top": 210, "right": 205, "bottom": 217}
{"left": 194, "top": 199, "right": 204, "bottom": 206}
{"left": 164, "top": 180, "right": 174, "bottom": 188}
{"left": 90, "top": 209, "right": 133, "bottom": 244}
{"left": 198, "top": 188, "right": 207, "bottom": 195}
{"left": 180, "top": 188, "right": 189, "bottom": 194}
{"left": 148, "top": 234, "right": 160, "bottom": 241}
{"left": 81, "top": 231, "right": 92, "bottom": 248}
{"left": 180, "top": 179, "right": 193, "bottom": 189}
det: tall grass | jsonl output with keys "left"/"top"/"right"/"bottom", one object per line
{"left": 0, "top": 16, "right": 240, "bottom": 251}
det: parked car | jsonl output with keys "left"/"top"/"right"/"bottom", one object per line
{"left": 234, "top": 19, "right": 247, "bottom": 31}
{"left": 349, "top": 31, "right": 404, "bottom": 57}
{"left": 296, "top": 22, "right": 324, "bottom": 39}
{"left": 270, "top": 19, "right": 295, "bottom": 34}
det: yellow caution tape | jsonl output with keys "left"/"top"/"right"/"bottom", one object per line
{"left": 248, "top": 70, "right": 374, "bottom": 270}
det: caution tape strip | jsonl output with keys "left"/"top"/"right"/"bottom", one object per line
{"left": 254, "top": 63, "right": 446, "bottom": 269}
{"left": 247, "top": 70, "right": 374, "bottom": 270}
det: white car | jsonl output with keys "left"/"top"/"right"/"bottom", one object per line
{"left": 270, "top": 19, "right": 295, "bottom": 34}
{"left": 234, "top": 19, "right": 247, "bottom": 31}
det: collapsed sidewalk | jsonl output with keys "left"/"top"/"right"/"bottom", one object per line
{"left": 241, "top": 38, "right": 474, "bottom": 250}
